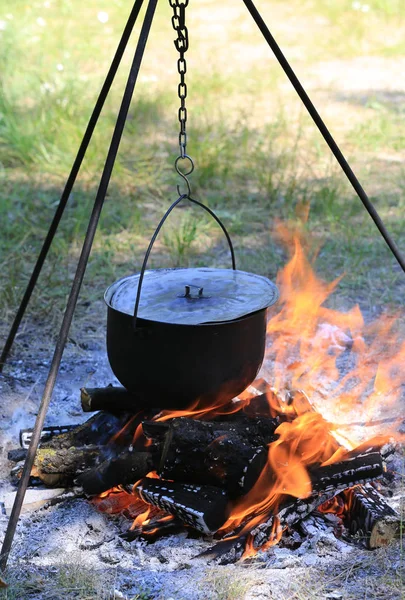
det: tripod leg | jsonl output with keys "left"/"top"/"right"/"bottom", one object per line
{"left": 0, "top": 0, "right": 159, "bottom": 572}
{"left": 0, "top": 0, "right": 146, "bottom": 372}
{"left": 242, "top": 0, "right": 405, "bottom": 274}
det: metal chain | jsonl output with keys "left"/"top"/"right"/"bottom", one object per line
{"left": 169, "top": 0, "right": 189, "bottom": 159}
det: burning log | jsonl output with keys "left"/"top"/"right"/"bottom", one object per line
{"left": 308, "top": 450, "right": 384, "bottom": 493}
{"left": 145, "top": 415, "right": 280, "bottom": 446}
{"left": 136, "top": 478, "right": 230, "bottom": 534}
{"left": 76, "top": 450, "right": 157, "bottom": 495}
{"left": 201, "top": 448, "right": 386, "bottom": 561}
{"left": 201, "top": 485, "right": 356, "bottom": 563}
{"left": 80, "top": 386, "right": 143, "bottom": 413}
{"left": 155, "top": 416, "right": 279, "bottom": 496}
{"left": 247, "top": 450, "right": 385, "bottom": 548}
{"left": 342, "top": 484, "right": 401, "bottom": 549}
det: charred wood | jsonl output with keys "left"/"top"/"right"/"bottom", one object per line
{"left": 308, "top": 450, "right": 384, "bottom": 494}
{"left": 236, "top": 452, "right": 384, "bottom": 557}
{"left": 76, "top": 450, "right": 157, "bottom": 496}
{"left": 121, "top": 517, "right": 184, "bottom": 542}
{"left": 157, "top": 416, "right": 278, "bottom": 496}
{"left": 136, "top": 478, "right": 230, "bottom": 534}
{"left": 153, "top": 415, "right": 280, "bottom": 448}
{"left": 7, "top": 449, "right": 28, "bottom": 463}
{"left": 40, "top": 411, "right": 133, "bottom": 450}
{"left": 142, "top": 420, "right": 170, "bottom": 441}
{"left": 80, "top": 386, "right": 143, "bottom": 413}
{"left": 201, "top": 450, "right": 385, "bottom": 562}
{"left": 342, "top": 484, "right": 401, "bottom": 549}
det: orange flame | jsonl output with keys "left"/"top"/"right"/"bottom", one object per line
{"left": 218, "top": 212, "right": 403, "bottom": 554}
{"left": 264, "top": 215, "right": 404, "bottom": 438}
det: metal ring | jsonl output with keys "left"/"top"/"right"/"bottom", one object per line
{"left": 175, "top": 154, "right": 194, "bottom": 177}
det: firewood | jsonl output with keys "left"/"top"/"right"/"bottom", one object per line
{"left": 76, "top": 450, "right": 157, "bottom": 495}
{"left": 201, "top": 486, "right": 351, "bottom": 563}
{"left": 156, "top": 416, "right": 278, "bottom": 496}
{"left": 10, "top": 461, "right": 62, "bottom": 487}
{"left": 308, "top": 450, "right": 384, "bottom": 494}
{"left": 342, "top": 484, "right": 401, "bottom": 549}
{"left": 80, "top": 386, "right": 143, "bottom": 413}
{"left": 34, "top": 445, "right": 101, "bottom": 475}
{"left": 20, "top": 425, "right": 78, "bottom": 449}
{"left": 145, "top": 415, "right": 280, "bottom": 447}
{"left": 136, "top": 478, "right": 230, "bottom": 534}
{"left": 39, "top": 411, "right": 133, "bottom": 449}
{"left": 200, "top": 449, "right": 385, "bottom": 561}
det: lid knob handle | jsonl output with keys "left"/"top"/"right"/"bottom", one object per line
{"left": 184, "top": 284, "right": 205, "bottom": 299}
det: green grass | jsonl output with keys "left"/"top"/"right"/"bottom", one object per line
{"left": 0, "top": 560, "right": 117, "bottom": 599}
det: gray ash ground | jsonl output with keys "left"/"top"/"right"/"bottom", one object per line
{"left": 0, "top": 338, "right": 404, "bottom": 600}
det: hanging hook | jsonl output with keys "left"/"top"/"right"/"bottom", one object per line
{"left": 175, "top": 154, "right": 194, "bottom": 197}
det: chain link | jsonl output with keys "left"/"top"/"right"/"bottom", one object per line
{"left": 169, "top": 0, "right": 189, "bottom": 159}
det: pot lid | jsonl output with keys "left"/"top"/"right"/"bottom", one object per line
{"left": 105, "top": 268, "right": 278, "bottom": 325}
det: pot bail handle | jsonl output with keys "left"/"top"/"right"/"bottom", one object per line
{"left": 133, "top": 193, "right": 236, "bottom": 329}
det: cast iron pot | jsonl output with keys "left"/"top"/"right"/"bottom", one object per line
{"left": 105, "top": 297, "right": 267, "bottom": 410}
{"left": 105, "top": 267, "right": 278, "bottom": 410}
{"left": 104, "top": 196, "right": 279, "bottom": 410}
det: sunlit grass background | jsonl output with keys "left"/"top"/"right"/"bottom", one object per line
{"left": 0, "top": 0, "right": 404, "bottom": 337}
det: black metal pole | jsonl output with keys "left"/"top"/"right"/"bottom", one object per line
{"left": 0, "top": 0, "right": 146, "bottom": 372}
{"left": 0, "top": 0, "right": 158, "bottom": 571}
{"left": 242, "top": 0, "right": 405, "bottom": 274}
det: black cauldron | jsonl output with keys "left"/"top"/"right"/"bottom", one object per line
{"left": 105, "top": 267, "right": 278, "bottom": 409}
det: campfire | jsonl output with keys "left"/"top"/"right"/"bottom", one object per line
{"left": 8, "top": 219, "right": 402, "bottom": 563}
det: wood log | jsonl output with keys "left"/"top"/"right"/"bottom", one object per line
{"left": 39, "top": 411, "right": 134, "bottom": 449}
{"left": 157, "top": 416, "right": 278, "bottom": 496}
{"left": 308, "top": 451, "right": 384, "bottom": 494}
{"left": 80, "top": 386, "right": 143, "bottom": 413}
{"left": 201, "top": 485, "right": 351, "bottom": 563}
{"left": 76, "top": 450, "right": 157, "bottom": 496}
{"left": 200, "top": 449, "right": 385, "bottom": 561}
{"left": 34, "top": 445, "right": 101, "bottom": 475}
{"left": 250, "top": 450, "right": 384, "bottom": 550}
{"left": 20, "top": 425, "right": 78, "bottom": 449}
{"left": 136, "top": 478, "right": 230, "bottom": 534}
{"left": 342, "top": 484, "right": 401, "bottom": 549}
{"left": 11, "top": 461, "right": 61, "bottom": 488}
{"left": 147, "top": 415, "right": 280, "bottom": 447}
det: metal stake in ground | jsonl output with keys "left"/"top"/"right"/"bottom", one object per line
{"left": 0, "top": 0, "right": 158, "bottom": 571}
{"left": 242, "top": 0, "right": 405, "bottom": 275}
{"left": 0, "top": 0, "right": 146, "bottom": 372}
